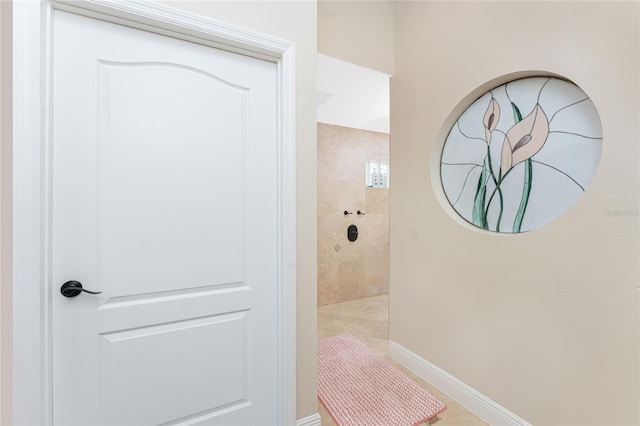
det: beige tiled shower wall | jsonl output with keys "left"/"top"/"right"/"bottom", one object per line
{"left": 317, "top": 123, "right": 389, "bottom": 306}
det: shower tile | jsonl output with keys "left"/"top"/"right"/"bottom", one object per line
{"left": 317, "top": 123, "right": 390, "bottom": 306}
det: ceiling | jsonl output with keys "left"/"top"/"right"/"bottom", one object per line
{"left": 317, "top": 54, "right": 390, "bottom": 134}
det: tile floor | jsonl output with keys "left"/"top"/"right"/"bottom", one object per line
{"left": 317, "top": 295, "right": 488, "bottom": 426}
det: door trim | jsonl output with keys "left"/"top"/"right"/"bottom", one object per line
{"left": 10, "top": 1, "right": 296, "bottom": 424}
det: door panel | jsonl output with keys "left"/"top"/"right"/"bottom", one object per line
{"left": 52, "top": 10, "right": 278, "bottom": 425}
{"left": 99, "top": 61, "right": 245, "bottom": 296}
{"left": 100, "top": 311, "right": 248, "bottom": 425}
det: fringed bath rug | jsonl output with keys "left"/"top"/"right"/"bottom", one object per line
{"left": 318, "top": 334, "right": 446, "bottom": 426}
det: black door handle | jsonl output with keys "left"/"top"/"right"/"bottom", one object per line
{"left": 60, "top": 280, "right": 102, "bottom": 298}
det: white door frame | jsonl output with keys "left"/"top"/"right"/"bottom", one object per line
{"left": 10, "top": 1, "right": 296, "bottom": 424}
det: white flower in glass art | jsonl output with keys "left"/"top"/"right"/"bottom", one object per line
{"left": 500, "top": 104, "right": 549, "bottom": 174}
{"left": 483, "top": 97, "right": 500, "bottom": 144}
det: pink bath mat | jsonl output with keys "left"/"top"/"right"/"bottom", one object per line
{"left": 318, "top": 334, "right": 446, "bottom": 426}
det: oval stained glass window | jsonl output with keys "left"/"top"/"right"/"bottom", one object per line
{"left": 440, "top": 76, "right": 602, "bottom": 233}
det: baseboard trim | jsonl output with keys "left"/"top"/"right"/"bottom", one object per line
{"left": 296, "top": 412, "right": 321, "bottom": 426}
{"left": 388, "top": 340, "right": 531, "bottom": 426}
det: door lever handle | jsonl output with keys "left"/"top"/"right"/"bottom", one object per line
{"left": 60, "top": 280, "right": 102, "bottom": 298}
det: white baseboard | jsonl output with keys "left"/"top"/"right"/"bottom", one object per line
{"left": 388, "top": 340, "right": 531, "bottom": 426}
{"left": 296, "top": 412, "right": 321, "bottom": 426}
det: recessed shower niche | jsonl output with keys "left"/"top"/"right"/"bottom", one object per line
{"left": 366, "top": 160, "right": 389, "bottom": 188}
{"left": 439, "top": 76, "right": 603, "bottom": 234}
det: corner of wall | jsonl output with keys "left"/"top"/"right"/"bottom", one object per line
{"left": 317, "top": 0, "right": 394, "bottom": 75}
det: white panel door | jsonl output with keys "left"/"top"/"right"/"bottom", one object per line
{"left": 51, "top": 10, "right": 279, "bottom": 425}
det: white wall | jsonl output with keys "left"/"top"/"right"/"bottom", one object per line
{"left": 390, "top": 2, "right": 639, "bottom": 425}
{"left": 317, "top": 53, "right": 390, "bottom": 134}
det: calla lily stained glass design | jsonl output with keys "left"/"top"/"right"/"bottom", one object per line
{"left": 440, "top": 77, "right": 602, "bottom": 233}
